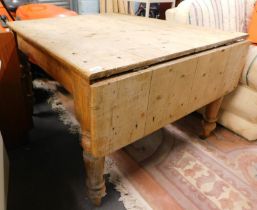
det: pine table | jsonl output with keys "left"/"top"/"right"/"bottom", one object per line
{"left": 8, "top": 14, "right": 249, "bottom": 206}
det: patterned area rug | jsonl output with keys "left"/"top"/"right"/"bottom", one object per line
{"left": 34, "top": 79, "right": 257, "bottom": 210}
{"left": 113, "top": 115, "right": 257, "bottom": 210}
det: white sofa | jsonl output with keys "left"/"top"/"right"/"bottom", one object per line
{"left": 166, "top": 0, "right": 257, "bottom": 141}
{"left": 0, "top": 132, "right": 8, "bottom": 210}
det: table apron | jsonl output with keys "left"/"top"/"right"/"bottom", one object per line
{"left": 17, "top": 36, "right": 78, "bottom": 94}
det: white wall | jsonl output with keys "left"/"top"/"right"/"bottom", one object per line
{"left": 0, "top": 132, "right": 8, "bottom": 210}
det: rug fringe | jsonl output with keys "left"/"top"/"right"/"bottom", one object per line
{"left": 47, "top": 95, "right": 81, "bottom": 134}
{"left": 33, "top": 79, "right": 60, "bottom": 92}
{"left": 33, "top": 79, "right": 81, "bottom": 134}
{"left": 33, "top": 79, "right": 151, "bottom": 210}
{"left": 105, "top": 157, "right": 153, "bottom": 210}
{"left": 48, "top": 95, "right": 152, "bottom": 210}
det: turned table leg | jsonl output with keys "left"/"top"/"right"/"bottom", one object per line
{"left": 201, "top": 97, "right": 224, "bottom": 139}
{"left": 73, "top": 76, "right": 106, "bottom": 206}
{"left": 81, "top": 134, "right": 106, "bottom": 206}
{"left": 83, "top": 152, "right": 106, "bottom": 206}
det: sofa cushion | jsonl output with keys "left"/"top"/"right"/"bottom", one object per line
{"left": 170, "top": 0, "right": 257, "bottom": 90}
{"left": 173, "top": 0, "right": 255, "bottom": 32}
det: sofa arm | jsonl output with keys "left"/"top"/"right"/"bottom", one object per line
{"left": 165, "top": 8, "right": 177, "bottom": 22}
{"left": 165, "top": 0, "right": 191, "bottom": 24}
{"left": 241, "top": 44, "right": 257, "bottom": 91}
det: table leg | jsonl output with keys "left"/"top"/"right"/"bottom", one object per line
{"left": 80, "top": 132, "right": 106, "bottom": 205}
{"left": 0, "top": 33, "right": 33, "bottom": 148}
{"left": 83, "top": 152, "right": 106, "bottom": 205}
{"left": 73, "top": 78, "right": 106, "bottom": 206}
{"left": 19, "top": 52, "right": 34, "bottom": 118}
{"left": 201, "top": 97, "right": 224, "bottom": 139}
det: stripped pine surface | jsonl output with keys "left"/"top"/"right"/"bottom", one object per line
{"left": 90, "top": 41, "right": 249, "bottom": 157}
{"left": 8, "top": 14, "right": 247, "bottom": 81}
{"left": 16, "top": 36, "right": 75, "bottom": 93}
{"left": 9, "top": 13, "right": 250, "bottom": 205}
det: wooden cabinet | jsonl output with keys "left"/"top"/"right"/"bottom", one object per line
{"left": 0, "top": 32, "right": 32, "bottom": 148}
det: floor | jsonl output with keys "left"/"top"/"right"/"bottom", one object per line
{"left": 6, "top": 84, "right": 257, "bottom": 210}
{"left": 7, "top": 101, "right": 126, "bottom": 210}
{"left": 111, "top": 115, "right": 257, "bottom": 210}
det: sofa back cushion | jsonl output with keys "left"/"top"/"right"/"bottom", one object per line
{"left": 179, "top": 0, "right": 255, "bottom": 32}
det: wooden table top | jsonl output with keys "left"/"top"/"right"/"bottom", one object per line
{"left": 8, "top": 14, "right": 247, "bottom": 81}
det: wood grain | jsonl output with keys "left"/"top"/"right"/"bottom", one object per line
{"left": 83, "top": 153, "right": 105, "bottom": 206}
{"left": 9, "top": 14, "right": 250, "bottom": 205}
{"left": 201, "top": 97, "right": 224, "bottom": 138}
{"left": 17, "top": 36, "right": 75, "bottom": 93}
{"left": 90, "top": 41, "right": 249, "bottom": 157}
{"left": 8, "top": 14, "right": 247, "bottom": 81}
